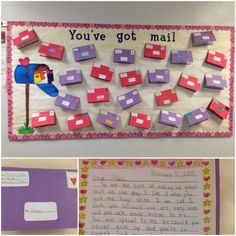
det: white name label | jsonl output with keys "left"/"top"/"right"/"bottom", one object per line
{"left": 97, "top": 95, "right": 105, "bottom": 100}
{"left": 213, "top": 80, "right": 221, "bottom": 85}
{"left": 76, "top": 120, "right": 84, "bottom": 125}
{"left": 136, "top": 119, "right": 144, "bottom": 124}
{"left": 128, "top": 77, "right": 136, "bottom": 83}
{"left": 168, "top": 117, "right": 176, "bottom": 122}
{"left": 126, "top": 98, "right": 134, "bottom": 105}
{"left": 156, "top": 75, "right": 164, "bottom": 79}
{"left": 62, "top": 100, "right": 70, "bottom": 106}
{"left": 81, "top": 51, "right": 89, "bottom": 57}
{"left": 98, "top": 74, "right": 106, "bottom": 80}
{"left": 24, "top": 202, "right": 58, "bottom": 222}
{"left": 187, "top": 81, "right": 195, "bottom": 87}
{"left": 202, "top": 36, "right": 210, "bottom": 40}
{"left": 2, "top": 171, "right": 29, "bottom": 187}
{"left": 67, "top": 76, "right": 75, "bottom": 81}
{"left": 195, "top": 114, "right": 203, "bottom": 120}
{"left": 120, "top": 56, "right": 128, "bottom": 61}
{"left": 153, "top": 50, "right": 160, "bottom": 55}
{"left": 214, "top": 56, "right": 221, "bottom": 62}
{"left": 38, "top": 116, "right": 46, "bottom": 122}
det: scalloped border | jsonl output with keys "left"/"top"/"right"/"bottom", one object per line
{"left": 7, "top": 21, "right": 234, "bottom": 140}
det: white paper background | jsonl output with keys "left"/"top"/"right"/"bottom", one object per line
{"left": 10, "top": 25, "right": 231, "bottom": 136}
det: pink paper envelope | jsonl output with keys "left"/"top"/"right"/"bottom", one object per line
{"left": 1, "top": 167, "right": 77, "bottom": 231}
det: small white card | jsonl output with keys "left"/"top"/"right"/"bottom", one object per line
{"left": 24, "top": 202, "right": 58, "bottom": 221}
{"left": 2, "top": 171, "right": 29, "bottom": 187}
{"left": 66, "top": 171, "right": 77, "bottom": 189}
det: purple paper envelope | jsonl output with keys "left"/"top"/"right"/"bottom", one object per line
{"left": 204, "top": 74, "right": 227, "bottom": 89}
{"left": 96, "top": 110, "right": 120, "bottom": 128}
{"left": 113, "top": 48, "right": 135, "bottom": 64}
{"left": 72, "top": 44, "right": 96, "bottom": 62}
{"left": 118, "top": 89, "right": 142, "bottom": 110}
{"left": 54, "top": 92, "right": 80, "bottom": 111}
{"left": 59, "top": 69, "right": 82, "bottom": 85}
{"left": 148, "top": 69, "right": 170, "bottom": 83}
{"left": 192, "top": 31, "right": 216, "bottom": 46}
{"left": 2, "top": 167, "right": 77, "bottom": 231}
{"left": 170, "top": 50, "right": 193, "bottom": 64}
{"left": 158, "top": 110, "right": 182, "bottom": 127}
{"left": 185, "top": 107, "right": 210, "bottom": 126}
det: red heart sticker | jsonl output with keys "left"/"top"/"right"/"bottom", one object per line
{"left": 203, "top": 176, "right": 210, "bottom": 181}
{"left": 79, "top": 223, "right": 85, "bottom": 228}
{"left": 117, "top": 160, "right": 124, "bottom": 166}
{"left": 80, "top": 189, "right": 87, "bottom": 194}
{"left": 203, "top": 192, "right": 210, "bottom": 198}
{"left": 82, "top": 160, "right": 89, "bottom": 165}
{"left": 70, "top": 177, "right": 77, "bottom": 185}
{"left": 100, "top": 160, "right": 107, "bottom": 165}
{"left": 135, "top": 160, "right": 141, "bottom": 165}
{"left": 81, "top": 174, "right": 87, "bottom": 179}
{"left": 186, "top": 160, "right": 192, "bottom": 166}
{"left": 19, "top": 57, "right": 30, "bottom": 66}
{"left": 168, "top": 161, "right": 175, "bottom": 166}
{"left": 202, "top": 161, "right": 209, "bottom": 166}
{"left": 151, "top": 160, "right": 158, "bottom": 165}
{"left": 80, "top": 206, "right": 86, "bottom": 211}
{"left": 203, "top": 227, "right": 209, "bottom": 232}
{"left": 203, "top": 209, "right": 210, "bottom": 214}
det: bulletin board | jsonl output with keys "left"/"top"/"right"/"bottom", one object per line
{"left": 6, "top": 21, "right": 234, "bottom": 140}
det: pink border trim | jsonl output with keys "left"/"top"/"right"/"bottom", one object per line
{"left": 7, "top": 21, "right": 234, "bottom": 140}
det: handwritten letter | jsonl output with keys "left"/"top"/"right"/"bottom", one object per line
{"left": 85, "top": 167, "right": 204, "bottom": 235}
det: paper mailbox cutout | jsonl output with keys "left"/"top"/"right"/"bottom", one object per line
{"left": 13, "top": 29, "right": 38, "bottom": 49}
{"left": 1, "top": 167, "right": 77, "bottom": 231}
{"left": 14, "top": 63, "right": 58, "bottom": 97}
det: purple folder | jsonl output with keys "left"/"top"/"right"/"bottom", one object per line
{"left": 2, "top": 167, "right": 77, "bottom": 231}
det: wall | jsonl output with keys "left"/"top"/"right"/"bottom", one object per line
{"left": 1, "top": 1, "right": 235, "bottom": 157}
